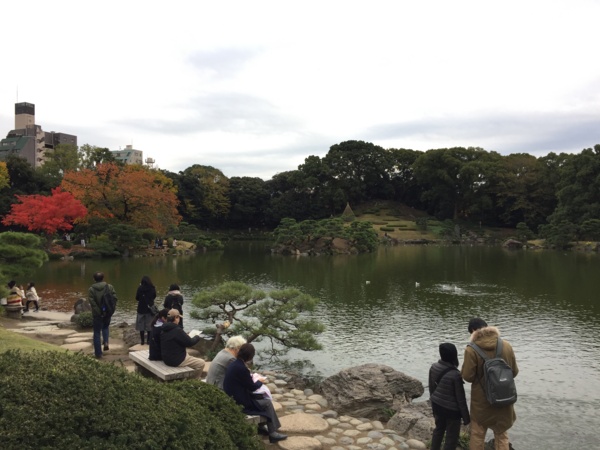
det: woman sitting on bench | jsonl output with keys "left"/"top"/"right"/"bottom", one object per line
{"left": 223, "top": 343, "right": 287, "bottom": 443}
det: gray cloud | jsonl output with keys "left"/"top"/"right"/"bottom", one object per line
{"left": 114, "top": 92, "right": 302, "bottom": 136}
{"left": 363, "top": 111, "right": 600, "bottom": 155}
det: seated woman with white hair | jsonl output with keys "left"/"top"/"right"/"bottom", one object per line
{"left": 205, "top": 335, "right": 247, "bottom": 389}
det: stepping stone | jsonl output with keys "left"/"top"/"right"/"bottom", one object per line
{"left": 69, "top": 332, "right": 94, "bottom": 339}
{"left": 64, "top": 337, "right": 91, "bottom": 344}
{"left": 279, "top": 412, "right": 329, "bottom": 433}
{"left": 61, "top": 342, "right": 93, "bottom": 351}
{"left": 36, "top": 329, "right": 77, "bottom": 338}
{"left": 277, "top": 436, "right": 322, "bottom": 450}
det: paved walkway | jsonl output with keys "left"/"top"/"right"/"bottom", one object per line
{"left": 5, "top": 311, "right": 429, "bottom": 450}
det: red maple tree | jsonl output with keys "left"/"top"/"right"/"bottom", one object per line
{"left": 2, "top": 187, "right": 88, "bottom": 236}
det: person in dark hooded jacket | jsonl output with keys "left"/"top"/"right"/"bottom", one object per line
{"left": 159, "top": 309, "right": 205, "bottom": 377}
{"left": 135, "top": 275, "right": 156, "bottom": 345}
{"left": 428, "top": 342, "right": 470, "bottom": 450}
{"left": 87, "top": 272, "right": 117, "bottom": 359}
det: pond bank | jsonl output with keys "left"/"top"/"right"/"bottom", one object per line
{"left": 1, "top": 311, "right": 432, "bottom": 450}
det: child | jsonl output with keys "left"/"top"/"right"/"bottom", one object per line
{"left": 428, "top": 343, "right": 470, "bottom": 450}
{"left": 24, "top": 282, "right": 40, "bottom": 312}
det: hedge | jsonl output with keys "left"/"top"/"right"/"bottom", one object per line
{"left": 0, "top": 351, "right": 262, "bottom": 450}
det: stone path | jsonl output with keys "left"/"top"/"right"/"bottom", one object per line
{"left": 5, "top": 312, "right": 429, "bottom": 450}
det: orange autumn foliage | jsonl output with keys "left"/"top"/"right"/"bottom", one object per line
{"left": 2, "top": 187, "right": 88, "bottom": 235}
{"left": 61, "top": 163, "right": 181, "bottom": 234}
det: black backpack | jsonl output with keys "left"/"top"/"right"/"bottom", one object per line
{"left": 100, "top": 285, "right": 117, "bottom": 317}
{"left": 468, "top": 338, "right": 517, "bottom": 407}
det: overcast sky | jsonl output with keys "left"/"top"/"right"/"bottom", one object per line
{"left": 1, "top": 1, "right": 599, "bottom": 180}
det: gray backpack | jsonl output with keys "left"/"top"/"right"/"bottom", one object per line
{"left": 468, "top": 337, "right": 517, "bottom": 407}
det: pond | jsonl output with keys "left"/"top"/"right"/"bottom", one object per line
{"left": 29, "top": 242, "right": 600, "bottom": 449}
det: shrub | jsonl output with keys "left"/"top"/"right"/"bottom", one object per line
{"left": 380, "top": 227, "right": 395, "bottom": 232}
{"left": 74, "top": 311, "right": 93, "bottom": 328}
{"left": 58, "top": 241, "right": 73, "bottom": 249}
{"left": 0, "top": 351, "right": 262, "bottom": 450}
{"left": 195, "top": 237, "right": 224, "bottom": 250}
{"left": 87, "top": 239, "right": 121, "bottom": 257}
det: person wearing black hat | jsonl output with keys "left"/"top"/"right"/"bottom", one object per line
{"left": 428, "top": 342, "right": 470, "bottom": 450}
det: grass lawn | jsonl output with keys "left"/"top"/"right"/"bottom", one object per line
{"left": 0, "top": 323, "right": 61, "bottom": 353}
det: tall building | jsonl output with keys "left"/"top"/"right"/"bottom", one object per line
{"left": 0, "top": 102, "right": 77, "bottom": 168}
{"left": 111, "top": 145, "right": 144, "bottom": 165}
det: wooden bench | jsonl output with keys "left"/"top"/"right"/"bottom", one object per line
{"left": 129, "top": 349, "right": 197, "bottom": 381}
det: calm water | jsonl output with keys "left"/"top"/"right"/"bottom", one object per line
{"left": 30, "top": 243, "right": 600, "bottom": 449}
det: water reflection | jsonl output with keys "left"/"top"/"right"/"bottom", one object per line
{"left": 30, "top": 244, "right": 600, "bottom": 449}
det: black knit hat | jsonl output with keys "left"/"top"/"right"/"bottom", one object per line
{"left": 439, "top": 343, "right": 459, "bottom": 367}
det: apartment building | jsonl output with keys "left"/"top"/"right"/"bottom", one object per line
{"left": 0, "top": 102, "right": 77, "bottom": 168}
{"left": 110, "top": 145, "right": 144, "bottom": 165}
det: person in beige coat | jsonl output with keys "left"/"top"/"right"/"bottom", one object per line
{"left": 461, "top": 318, "right": 519, "bottom": 450}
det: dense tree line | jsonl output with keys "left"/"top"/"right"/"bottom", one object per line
{"left": 1, "top": 140, "right": 600, "bottom": 246}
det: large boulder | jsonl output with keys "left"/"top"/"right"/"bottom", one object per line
{"left": 386, "top": 401, "right": 434, "bottom": 442}
{"left": 319, "top": 364, "right": 424, "bottom": 420}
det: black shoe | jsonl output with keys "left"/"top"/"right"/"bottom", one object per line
{"left": 268, "top": 432, "right": 287, "bottom": 443}
{"left": 103, "top": 344, "right": 109, "bottom": 351}
{"left": 23, "top": 309, "right": 29, "bottom": 313}
{"left": 257, "top": 425, "right": 269, "bottom": 436}
{"left": 95, "top": 354, "right": 103, "bottom": 359}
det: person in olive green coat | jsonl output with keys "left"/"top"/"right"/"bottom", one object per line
{"left": 461, "top": 318, "right": 519, "bottom": 450}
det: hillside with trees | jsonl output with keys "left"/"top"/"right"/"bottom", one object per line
{"left": 1, "top": 140, "right": 600, "bottom": 250}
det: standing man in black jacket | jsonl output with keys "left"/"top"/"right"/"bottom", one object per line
{"left": 160, "top": 309, "right": 205, "bottom": 377}
{"left": 88, "top": 272, "right": 117, "bottom": 359}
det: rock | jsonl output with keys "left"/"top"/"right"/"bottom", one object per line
{"left": 73, "top": 298, "right": 92, "bottom": 314}
{"left": 502, "top": 239, "right": 523, "bottom": 249}
{"left": 386, "top": 402, "right": 434, "bottom": 443}
{"left": 277, "top": 436, "right": 323, "bottom": 450}
{"left": 320, "top": 364, "right": 424, "bottom": 420}
{"left": 279, "top": 412, "right": 329, "bottom": 433}
{"left": 122, "top": 327, "right": 141, "bottom": 347}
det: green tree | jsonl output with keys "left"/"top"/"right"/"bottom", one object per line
{"left": 191, "top": 281, "right": 324, "bottom": 360}
{"left": 413, "top": 147, "right": 498, "bottom": 221}
{"left": 105, "top": 224, "right": 148, "bottom": 256}
{"left": 580, "top": 219, "right": 600, "bottom": 241}
{"left": 0, "top": 232, "right": 48, "bottom": 294}
{"left": 494, "top": 153, "right": 556, "bottom": 229}
{"left": 175, "top": 165, "right": 230, "bottom": 227}
{"left": 227, "top": 176, "right": 270, "bottom": 228}
{"left": 539, "top": 221, "right": 577, "bottom": 249}
{"left": 547, "top": 146, "right": 600, "bottom": 228}
{"left": 346, "top": 220, "right": 378, "bottom": 252}
{"left": 323, "top": 140, "right": 394, "bottom": 204}
{"left": 38, "top": 143, "right": 80, "bottom": 183}
{"left": 78, "top": 144, "right": 116, "bottom": 169}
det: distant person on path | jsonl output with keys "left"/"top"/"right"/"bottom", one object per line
{"left": 6, "top": 281, "right": 25, "bottom": 311}
{"left": 205, "top": 335, "right": 247, "bottom": 389}
{"left": 223, "top": 343, "right": 287, "bottom": 443}
{"left": 160, "top": 309, "right": 205, "bottom": 376}
{"left": 462, "top": 318, "right": 519, "bottom": 450}
{"left": 24, "top": 282, "right": 40, "bottom": 312}
{"left": 135, "top": 275, "right": 157, "bottom": 345}
{"left": 428, "top": 343, "right": 470, "bottom": 450}
{"left": 163, "top": 284, "right": 184, "bottom": 329}
{"left": 88, "top": 272, "right": 117, "bottom": 359}
{"left": 149, "top": 308, "right": 169, "bottom": 360}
